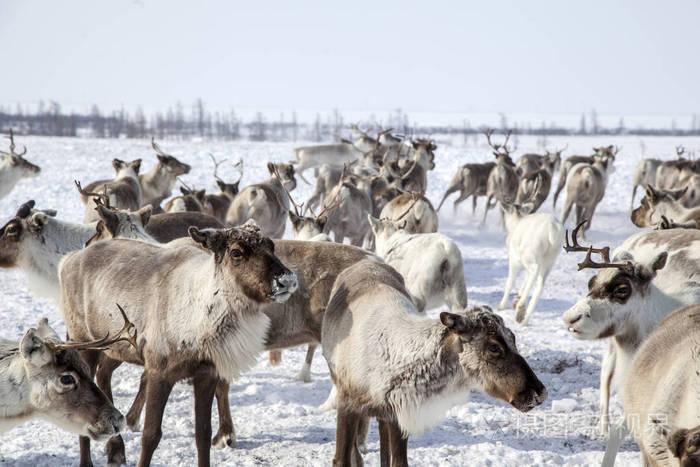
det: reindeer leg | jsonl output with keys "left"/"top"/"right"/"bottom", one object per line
{"left": 96, "top": 355, "right": 127, "bottom": 466}
{"left": 515, "top": 266, "right": 537, "bottom": 324}
{"left": 333, "top": 407, "right": 362, "bottom": 467}
{"left": 436, "top": 185, "right": 459, "bottom": 211}
{"left": 193, "top": 365, "right": 218, "bottom": 467}
{"left": 138, "top": 372, "right": 174, "bottom": 467}
{"left": 269, "top": 350, "right": 282, "bottom": 366}
{"left": 212, "top": 380, "right": 236, "bottom": 449}
{"left": 126, "top": 371, "right": 148, "bottom": 431}
{"left": 471, "top": 193, "right": 478, "bottom": 214}
{"left": 630, "top": 185, "right": 638, "bottom": 212}
{"left": 552, "top": 176, "right": 565, "bottom": 208}
{"left": 78, "top": 350, "right": 101, "bottom": 467}
{"left": 356, "top": 416, "right": 369, "bottom": 454}
{"left": 598, "top": 344, "right": 616, "bottom": 436}
{"left": 498, "top": 258, "right": 520, "bottom": 310}
{"left": 297, "top": 345, "right": 316, "bottom": 383}
{"left": 520, "top": 269, "right": 545, "bottom": 326}
{"left": 450, "top": 190, "right": 470, "bottom": 213}
{"left": 480, "top": 195, "right": 494, "bottom": 226}
{"left": 387, "top": 419, "right": 409, "bottom": 467}
{"left": 378, "top": 419, "right": 391, "bottom": 467}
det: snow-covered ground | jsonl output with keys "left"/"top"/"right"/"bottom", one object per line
{"left": 1, "top": 135, "right": 698, "bottom": 466}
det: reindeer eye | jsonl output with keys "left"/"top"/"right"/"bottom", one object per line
{"left": 487, "top": 343, "right": 502, "bottom": 356}
{"left": 613, "top": 284, "right": 630, "bottom": 297}
{"left": 5, "top": 225, "right": 18, "bottom": 236}
{"left": 59, "top": 374, "right": 76, "bottom": 386}
{"left": 230, "top": 249, "right": 243, "bottom": 259}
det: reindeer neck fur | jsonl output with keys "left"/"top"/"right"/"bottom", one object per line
{"left": 19, "top": 219, "right": 95, "bottom": 299}
{"left": 153, "top": 255, "right": 270, "bottom": 381}
{"left": 502, "top": 211, "right": 523, "bottom": 236}
{"left": 140, "top": 162, "right": 176, "bottom": 203}
{"left": 0, "top": 343, "right": 33, "bottom": 429}
{"left": 369, "top": 311, "right": 469, "bottom": 435}
{"left": 376, "top": 229, "right": 414, "bottom": 259}
{"left": 0, "top": 159, "right": 27, "bottom": 199}
{"left": 265, "top": 177, "right": 290, "bottom": 210}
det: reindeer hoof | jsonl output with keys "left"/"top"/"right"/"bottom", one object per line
{"left": 597, "top": 419, "right": 609, "bottom": 437}
{"left": 296, "top": 367, "right": 312, "bottom": 383}
{"left": 268, "top": 350, "right": 282, "bottom": 366}
{"left": 515, "top": 304, "right": 527, "bottom": 323}
{"left": 127, "top": 416, "right": 141, "bottom": 432}
{"left": 212, "top": 431, "right": 236, "bottom": 449}
{"left": 511, "top": 295, "right": 521, "bottom": 309}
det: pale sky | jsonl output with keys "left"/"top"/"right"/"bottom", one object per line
{"left": 1, "top": 0, "right": 698, "bottom": 116}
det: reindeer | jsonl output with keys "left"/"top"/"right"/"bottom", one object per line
{"left": 368, "top": 215, "right": 468, "bottom": 313}
{"left": 0, "top": 314, "right": 133, "bottom": 454}
{"left": 79, "top": 158, "right": 143, "bottom": 223}
{"left": 140, "top": 138, "right": 192, "bottom": 210}
{"left": 631, "top": 185, "right": 700, "bottom": 230}
{"left": 379, "top": 191, "right": 438, "bottom": 234}
{"left": 321, "top": 260, "right": 547, "bottom": 467}
{"left": 164, "top": 185, "right": 206, "bottom": 213}
{"left": 552, "top": 146, "right": 617, "bottom": 208}
{"left": 382, "top": 138, "right": 436, "bottom": 195}
{"left": 630, "top": 157, "right": 662, "bottom": 210}
{"left": 0, "top": 129, "right": 40, "bottom": 200}
{"left": 322, "top": 169, "right": 373, "bottom": 247}
{"left": 655, "top": 145, "right": 692, "bottom": 191}
{"left": 305, "top": 164, "right": 343, "bottom": 215}
{"left": 436, "top": 162, "right": 495, "bottom": 213}
{"left": 562, "top": 227, "right": 700, "bottom": 437}
{"left": 225, "top": 162, "right": 296, "bottom": 238}
{"left": 604, "top": 305, "right": 700, "bottom": 467}
{"left": 58, "top": 223, "right": 298, "bottom": 467}
{"left": 516, "top": 145, "right": 565, "bottom": 177}
{"left": 560, "top": 155, "right": 611, "bottom": 230}
{"left": 498, "top": 184, "right": 563, "bottom": 325}
{"left": 203, "top": 155, "right": 243, "bottom": 223}
{"left": 482, "top": 129, "right": 519, "bottom": 225}
{"left": 515, "top": 165, "right": 554, "bottom": 213}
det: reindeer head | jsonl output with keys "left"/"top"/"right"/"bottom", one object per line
{"left": 175, "top": 186, "right": 206, "bottom": 211}
{"left": 367, "top": 215, "right": 407, "bottom": 250}
{"left": 440, "top": 307, "right": 547, "bottom": 412}
{"left": 669, "top": 426, "right": 700, "bottom": 467}
{"left": 85, "top": 204, "right": 153, "bottom": 247}
{"left": 484, "top": 129, "right": 515, "bottom": 166}
{"left": 562, "top": 222, "right": 668, "bottom": 340}
{"left": 112, "top": 158, "right": 142, "bottom": 178}
{"left": 1, "top": 129, "right": 40, "bottom": 177}
{"left": 289, "top": 211, "right": 327, "bottom": 240}
{"left": 0, "top": 200, "right": 57, "bottom": 268}
{"left": 189, "top": 222, "right": 298, "bottom": 303}
{"left": 544, "top": 145, "right": 566, "bottom": 172}
{"left": 377, "top": 128, "right": 403, "bottom": 148}
{"left": 410, "top": 138, "right": 437, "bottom": 170}
{"left": 17, "top": 313, "right": 136, "bottom": 439}
{"left": 151, "top": 137, "right": 191, "bottom": 176}
{"left": 631, "top": 185, "right": 687, "bottom": 227}
{"left": 267, "top": 162, "right": 296, "bottom": 192}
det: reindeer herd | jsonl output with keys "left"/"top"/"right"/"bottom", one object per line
{"left": 1, "top": 125, "right": 700, "bottom": 466}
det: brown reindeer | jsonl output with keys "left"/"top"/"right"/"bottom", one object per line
{"left": 0, "top": 129, "right": 41, "bottom": 200}
{"left": 202, "top": 155, "right": 243, "bottom": 223}
{"left": 79, "top": 158, "right": 143, "bottom": 223}
{"left": 482, "top": 129, "right": 519, "bottom": 225}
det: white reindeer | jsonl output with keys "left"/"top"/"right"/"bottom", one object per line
{"left": 562, "top": 227, "right": 700, "bottom": 438}
{"left": 0, "top": 130, "right": 41, "bottom": 200}
{"left": 368, "top": 215, "right": 468, "bottom": 312}
{"left": 498, "top": 195, "right": 563, "bottom": 325}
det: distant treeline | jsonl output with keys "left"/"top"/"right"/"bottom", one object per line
{"left": 1, "top": 100, "right": 700, "bottom": 141}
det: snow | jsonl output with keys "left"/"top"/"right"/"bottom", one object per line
{"left": 2, "top": 134, "right": 699, "bottom": 466}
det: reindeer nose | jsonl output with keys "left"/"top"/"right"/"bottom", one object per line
{"left": 567, "top": 314, "right": 582, "bottom": 325}
{"left": 110, "top": 412, "right": 125, "bottom": 433}
{"left": 275, "top": 273, "right": 298, "bottom": 293}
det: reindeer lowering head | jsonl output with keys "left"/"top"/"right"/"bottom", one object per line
{"left": 561, "top": 221, "right": 668, "bottom": 340}
{"left": 440, "top": 306, "right": 547, "bottom": 412}
{"left": 151, "top": 137, "right": 191, "bottom": 176}
{"left": 631, "top": 184, "right": 688, "bottom": 227}
{"left": 669, "top": 426, "right": 700, "bottom": 467}
{"left": 188, "top": 222, "right": 298, "bottom": 303}
{"left": 0, "top": 200, "right": 57, "bottom": 268}
{"left": 1, "top": 129, "right": 40, "bottom": 177}
{"left": 12, "top": 309, "right": 136, "bottom": 439}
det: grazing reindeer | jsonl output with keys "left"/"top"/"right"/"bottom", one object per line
{"left": 498, "top": 188, "right": 563, "bottom": 325}
{"left": 79, "top": 158, "right": 143, "bottom": 223}
{"left": 379, "top": 192, "right": 438, "bottom": 234}
{"left": 0, "top": 315, "right": 132, "bottom": 447}
{"left": 436, "top": 162, "right": 495, "bottom": 213}
{"left": 368, "top": 215, "right": 468, "bottom": 312}
{"left": 606, "top": 306, "right": 700, "bottom": 467}
{"left": 140, "top": 138, "right": 192, "bottom": 209}
{"left": 560, "top": 155, "right": 611, "bottom": 230}
{"left": 0, "top": 129, "right": 40, "bottom": 200}
{"left": 59, "top": 223, "right": 298, "bottom": 467}
{"left": 321, "top": 260, "right": 547, "bottom": 467}
{"left": 203, "top": 155, "right": 243, "bottom": 223}
{"left": 164, "top": 185, "right": 206, "bottom": 213}
{"left": 226, "top": 162, "right": 296, "bottom": 238}
{"left": 562, "top": 227, "right": 700, "bottom": 436}
{"left": 552, "top": 146, "right": 617, "bottom": 208}
{"left": 482, "top": 129, "right": 519, "bottom": 225}
{"left": 630, "top": 157, "right": 662, "bottom": 210}
{"left": 631, "top": 185, "right": 700, "bottom": 230}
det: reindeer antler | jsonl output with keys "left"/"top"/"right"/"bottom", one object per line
{"left": 46, "top": 304, "right": 138, "bottom": 352}
{"left": 676, "top": 145, "right": 686, "bottom": 158}
{"left": 484, "top": 128, "right": 513, "bottom": 156}
{"left": 75, "top": 180, "right": 111, "bottom": 208}
{"left": 151, "top": 137, "right": 173, "bottom": 158}
{"left": 1, "top": 129, "right": 27, "bottom": 157}
{"left": 208, "top": 153, "right": 228, "bottom": 183}
{"left": 563, "top": 220, "right": 634, "bottom": 272}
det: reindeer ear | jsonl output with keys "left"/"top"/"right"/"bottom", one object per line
{"left": 157, "top": 154, "right": 168, "bottom": 164}
{"left": 196, "top": 190, "right": 206, "bottom": 202}
{"left": 20, "top": 328, "right": 52, "bottom": 366}
{"left": 131, "top": 159, "right": 142, "bottom": 173}
{"left": 138, "top": 205, "right": 153, "bottom": 226}
{"left": 267, "top": 162, "right": 275, "bottom": 175}
{"left": 85, "top": 220, "right": 106, "bottom": 247}
{"left": 440, "top": 312, "right": 471, "bottom": 333}
{"left": 40, "top": 209, "right": 57, "bottom": 217}
{"left": 35, "top": 318, "right": 60, "bottom": 341}
{"left": 651, "top": 251, "right": 668, "bottom": 272}
{"left": 112, "top": 159, "right": 125, "bottom": 171}
{"left": 180, "top": 186, "right": 190, "bottom": 196}
{"left": 27, "top": 212, "right": 48, "bottom": 232}
{"left": 669, "top": 186, "right": 688, "bottom": 201}
{"left": 188, "top": 227, "right": 227, "bottom": 262}
{"left": 288, "top": 211, "right": 302, "bottom": 226}
{"left": 645, "top": 184, "right": 657, "bottom": 201}
{"left": 668, "top": 428, "right": 689, "bottom": 459}
{"left": 96, "top": 204, "right": 120, "bottom": 234}
{"left": 316, "top": 215, "right": 327, "bottom": 231}
{"left": 216, "top": 180, "right": 227, "bottom": 192}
